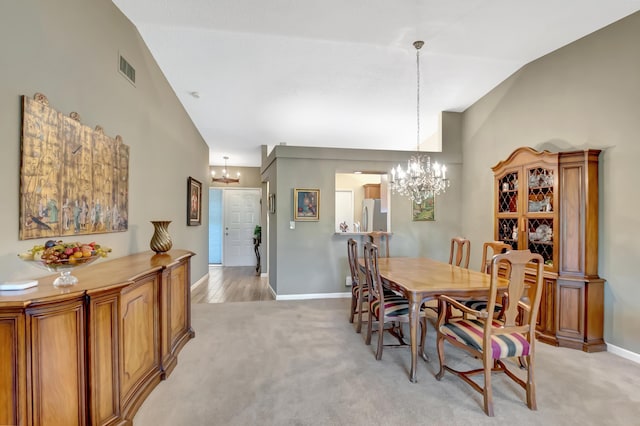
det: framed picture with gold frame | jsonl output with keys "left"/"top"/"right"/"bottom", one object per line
{"left": 412, "top": 194, "right": 435, "bottom": 221}
{"left": 293, "top": 188, "right": 319, "bottom": 221}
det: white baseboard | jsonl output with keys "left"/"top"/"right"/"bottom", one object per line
{"left": 260, "top": 272, "right": 268, "bottom": 277}
{"left": 268, "top": 284, "right": 277, "bottom": 299}
{"left": 190, "top": 273, "right": 209, "bottom": 291}
{"left": 607, "top": 342, "right": 640, "bottom": 364}
{"left": 276, "top": 292, "right": 351, "bottom": 301}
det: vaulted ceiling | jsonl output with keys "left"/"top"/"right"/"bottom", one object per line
{"left": 112, "top": 0, "right": 639, "bottom": 167}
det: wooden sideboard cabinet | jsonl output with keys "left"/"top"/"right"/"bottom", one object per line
{"left": 492, "top": 147, "right": 605, "bottom": 352}
{"left": 0, "top": 250, "right": 195, "bottom": 426}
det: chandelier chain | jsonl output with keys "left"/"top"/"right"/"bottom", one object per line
{"left": 416, "top": 44, "right": 420, "bottom": 152}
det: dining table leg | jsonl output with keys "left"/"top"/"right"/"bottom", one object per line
{"left": 409, "top": 298, "right": 420, "bottom": 383}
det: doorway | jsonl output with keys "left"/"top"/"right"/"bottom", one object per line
{"left": 208, "top": 188, "right": 261, "bottom": 266}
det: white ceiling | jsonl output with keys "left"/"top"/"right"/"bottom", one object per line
{"left": 112, "top": 0, "right": 639, "bottom": 167}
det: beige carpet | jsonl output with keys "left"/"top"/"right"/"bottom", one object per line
{"left": 134, "top": 299, "right": 640, "bottom": 425}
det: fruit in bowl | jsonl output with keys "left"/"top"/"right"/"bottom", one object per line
{"left": 19, "top": 240, "right": 110, "bottom": 262}
{"left": 19, "top": 240, "right": 112, "bottom": 287}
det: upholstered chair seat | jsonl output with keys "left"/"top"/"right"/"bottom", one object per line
{"left": 439, "top": 319, "right": 531, "bottom": 359}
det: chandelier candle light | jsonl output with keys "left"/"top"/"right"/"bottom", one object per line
{"left": 211, "top": 156, "right": 240, "bottom": 184}
{"left": 390, "top": 41, "right": 450, "bottom": 204}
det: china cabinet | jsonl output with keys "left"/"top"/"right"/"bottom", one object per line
{"left": 492, "top": 147, "right": 605, "bottom": 352}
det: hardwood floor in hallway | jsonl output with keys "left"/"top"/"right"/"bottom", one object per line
{"left": 191, "top": 265, "right": 275, "bottom": 303}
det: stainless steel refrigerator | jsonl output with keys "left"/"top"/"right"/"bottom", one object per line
{"left": 362, "top": 198, "right": 387, "bottom": 232}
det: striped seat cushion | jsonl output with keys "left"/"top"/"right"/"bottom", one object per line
{"left": 353, "top": 285, "right": 395, "bottom": 299}
{"left": 352, "top": 284, "right": 368, "bottom": 298}
{"left": 439, "top": 319, "right": 530, "bottom": 359}
{"left": 370, "top": 295, "right": 410, "bottom": 319}
{"left": 462, "top": 299, "right": 502, "bottom": 313}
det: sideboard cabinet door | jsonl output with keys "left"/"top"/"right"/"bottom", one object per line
{"left": 119, "top": 273, "right": 162, "bottom": 420}
{"left": 87, "top": 287, "right": 124, "bottom": 426}
{"left": 0, "top": 312, "right": 26, "bottom": 426}
{"left": 27, "top": 297, "right": 87, "bottom": 426}
{"left": 160, "top": 257, "right": 195, "bottom": 378}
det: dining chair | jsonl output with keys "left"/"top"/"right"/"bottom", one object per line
{"left": 428, "top": 237, "right": 471, "bottom": 319}
{"left": 347, "top": 238, "right": 367, "bottom": 333}
{"left": 449, "top": 237, "right": 470, "bottom": 268}
{"left": 435, "top": 250, "right": 545, "bottom": 416}
{"left": 348, "top": 238, "right": 395, "bottom": 333}
{"left": 363, "top": 242, "right": 427, "bottom": 361}
{"left": 459, "top": 241, "right": 513, "bottom": 319}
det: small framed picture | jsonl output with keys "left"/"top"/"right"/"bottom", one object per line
{"left": 294, "top": 188, "right": 320, "bottom": 221}
{"left": 412, "top": 194, "right": 435, "bottom": 221}
{"left": 187, "top": 176, "right": 202, "bottom": 226}
{"left": 268, "top": 193, "right": 276, "bottom": 214}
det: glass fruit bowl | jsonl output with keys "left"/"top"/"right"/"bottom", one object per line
{"left": 22, "top": 255, "right": 101, "bottom": 287}
{"left": 18, "top": 240, "right": 111, "bottom": 288}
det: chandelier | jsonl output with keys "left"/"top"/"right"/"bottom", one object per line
{"left": 389, "top": 41, "right": 449, "bottom": 204}
{"left": 211, "top": 156, "right": 240, "bottom": 184}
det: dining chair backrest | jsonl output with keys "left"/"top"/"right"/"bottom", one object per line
{"left": 363, "top": 242, "right": 383, "bottom": 303}
{"left": 449, "top": 237, "right": 470, "bottom": 268}
{"left": 488, "top": 250, "right": 544, "bottom": 329}
{"left": 480, "top": 241, "right": 512, "bottom": 274}
{"left": 348, "top": 237, "right": 369, "bottom": 330}
{"left": 347, "top": 238, "right": 360, "bottom": 288}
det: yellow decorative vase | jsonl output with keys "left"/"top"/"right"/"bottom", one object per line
{"left": 150, "top": 220, "right": 173, "bottom": 254}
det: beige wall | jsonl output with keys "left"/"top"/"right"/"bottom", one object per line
{"left": 460, "top": 12, "right": 640, "bottom": 353}
{"left": 0, "top": 0, "right": 210, "bottom": 283}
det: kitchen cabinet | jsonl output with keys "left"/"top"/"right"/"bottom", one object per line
{"left": 363, "top": 184, "right": 381, "bottom": 199}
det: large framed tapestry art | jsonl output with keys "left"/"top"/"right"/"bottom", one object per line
{"left": 19, "top": 93, "right": 130, "bottom": 240}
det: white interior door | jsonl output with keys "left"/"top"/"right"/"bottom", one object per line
{"left": 223, "top": 189, "right": 261, "bottom": 266}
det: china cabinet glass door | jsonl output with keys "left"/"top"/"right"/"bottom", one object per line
{"left": 525, "top": 166, "right": 555, "bottom": 267}
{"left": 495, "top": 162, "right": 558, "bottom": 271}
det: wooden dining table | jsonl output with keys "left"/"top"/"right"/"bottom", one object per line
{"left": 367, "top": 257, "right": 509, "bottom": 383}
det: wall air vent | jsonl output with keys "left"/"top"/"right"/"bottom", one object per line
{"left": 119, "top": 54, "right": 136, "bottom": 85}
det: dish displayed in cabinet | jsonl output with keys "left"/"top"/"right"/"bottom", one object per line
{"left": 528, "top": 224, "right": 552, "bottom": 242}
